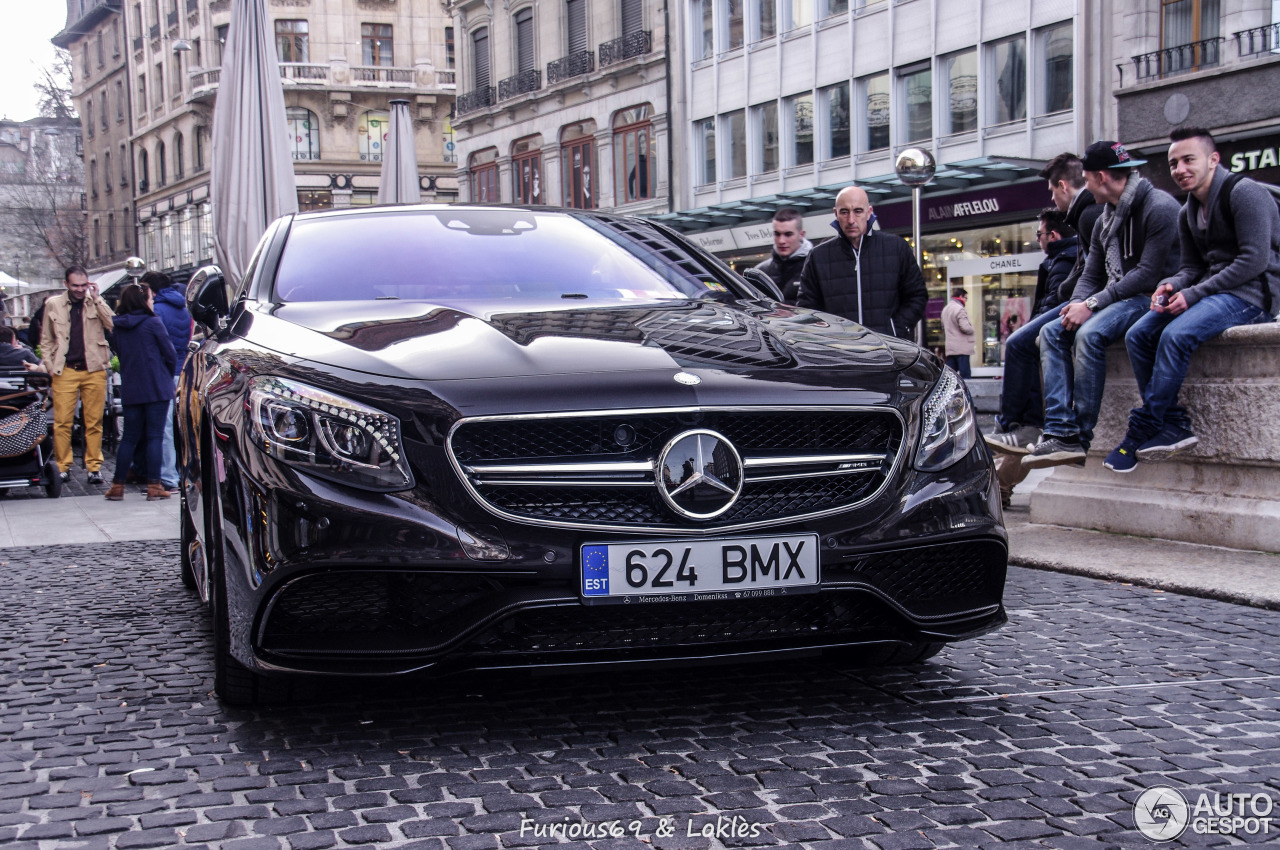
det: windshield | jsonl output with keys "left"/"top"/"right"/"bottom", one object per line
{"left": 272, "top": 209, "right": 735, "bottom": 304}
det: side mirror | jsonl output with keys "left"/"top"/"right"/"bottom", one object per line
{"left": 186, "top": 265, "right": 231, "bottom": 333}
{"left": 739, "top": 267, "right": 784, "bottom": 302}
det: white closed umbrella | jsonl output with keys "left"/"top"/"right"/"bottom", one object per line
{"left": 210, "top": 0, "right": 298, "bottom": 286}
{"left": 377, "top": 99, "right": 421, "bottom": 205}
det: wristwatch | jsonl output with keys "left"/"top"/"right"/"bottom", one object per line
{"left": 1084, "top": 296, "right": 1099, "bottom": 311}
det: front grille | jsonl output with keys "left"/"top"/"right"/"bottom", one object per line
{"left": 450, "top": 408, "right": 904, "bottom": 530}
{"left": 469, "top": 592, "right": 903, "bottom": 656}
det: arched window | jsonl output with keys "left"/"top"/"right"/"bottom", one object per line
{"left": 286, "top": 107, "right": 321, "bottom": 161}
{"left": 561, "top": 122, "right": 596, "bottom": 209}
{"left": 156, "top": 140, "right": 167, "bottom": 187}
{"left": 512, "top": 136, "right": 542, "bottom": 205}
{"left": 174, "top": 132, "right": 184, "bottom": 180}
{"left": 138, "top": 149, "right": 149, "bottom": 192}
{"left": 358, "top": 110, "right": 389, "bottom": 162}
{"left": 469, "top": 148, "right": 499, "bottom": 203}
{"left": 613, "top": 105, "right": 655, "bottom": 203}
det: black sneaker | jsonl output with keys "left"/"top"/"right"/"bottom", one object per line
{"left": 984, "top": 425, "right": 1041, "bottom": 456}
{"left": 1135, "top": 425, "right": 1199, "bottom": 463}
{"left": 59, "top": 471, "right": 71, "bottom": 483}
{"left": 87, "top": 471, "right": 104, "bottom": 485}
{"left": 1021, "top": 435, "right": 1087, "bottom": 469}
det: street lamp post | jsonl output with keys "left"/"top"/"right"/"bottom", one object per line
{"left": 894, "top": 148, "right": 937, "bottom": 345}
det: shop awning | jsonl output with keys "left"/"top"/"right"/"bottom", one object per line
{"left": 650, "top": 156, "right": 1047, "bottom": 233}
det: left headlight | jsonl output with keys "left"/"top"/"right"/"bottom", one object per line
{"left": 914, "top": 367, "right": 978, "bottom": 472}
{"left": 248, "top": 376, "right": 414, "bottom": 492}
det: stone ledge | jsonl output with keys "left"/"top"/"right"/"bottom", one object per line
{"left": 1029, "top": 319, "right": 1280, "bottom": 552}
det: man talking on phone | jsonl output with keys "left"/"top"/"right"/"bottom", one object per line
{"left": 41, "top": 265, "right": 115, "bottom": 485}
{"left": 796, "top": 185, "right": 927, "bottom": 340}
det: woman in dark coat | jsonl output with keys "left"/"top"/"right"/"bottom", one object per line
{"left": 104, "top": 284, "right": 177, "bottom": 501}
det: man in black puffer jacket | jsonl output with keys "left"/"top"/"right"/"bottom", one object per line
{"left": 796, "top": 186, "right": 927, "bottom": 339}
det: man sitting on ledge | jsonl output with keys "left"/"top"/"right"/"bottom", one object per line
{"left": 1104, "top": 127, "right": 1280, "bottom": 472}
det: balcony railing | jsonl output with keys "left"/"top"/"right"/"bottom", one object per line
{"left": 547, "top": 50, "right": 594, "bottom": 84}
{"left": 280, "top": 62, "right": 329, "bottom": 82}
{"left": 1131, "top": 37, "right": 1224, "bottom": 82}
{"left": 189, "top": 67, "right": 220, "bottom": 98}
{"left": 456, "top": 86, "right": 496, "bottom": 115}
{"left": 438, "top": 69, "right": 456, "bottom": 86}
{"left": 353, "top": 65, "right": 414, "bottom": 84}
{"left": 599, "top": 30, "right": 653, "bottom": 67}
{"left": 1235, "top": 23, "right": 1280, "bottom": 57}
{"left": 497, "top": 69, "right": 542, "bottom": 100}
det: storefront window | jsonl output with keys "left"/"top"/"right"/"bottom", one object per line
{"left": 920, "top": 221, "right": 1039, "bottom": 368}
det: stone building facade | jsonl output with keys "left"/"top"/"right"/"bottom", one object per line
{"left": 54, "top": 0, "right": 134, "bottom": 279}
{"left": 55, "top": 0, "right": 459, "bottom": 282}
{"left": 450, "top": 0, "right": 670, "bottom": 217}
{"left": 1108, "top": 0, "right": 1280, "bottom": 194}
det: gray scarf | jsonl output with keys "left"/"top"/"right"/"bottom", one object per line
{"left": 1099, "top": 175, "right": 1145, "bottom": 289}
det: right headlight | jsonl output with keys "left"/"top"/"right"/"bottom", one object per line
{"left": 914, "top": 367, "right": 978, "bottom": 472}
{"left": 248, "top": 376, "right": 414, "bottom": 492}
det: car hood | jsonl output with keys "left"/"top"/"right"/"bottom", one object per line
{"left": 239, "top": 298, "right": 915, "bottom": 382}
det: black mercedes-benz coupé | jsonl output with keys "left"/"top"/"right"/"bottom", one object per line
{"left": 178, "top": 205, "right": 1006, "bottom": 704}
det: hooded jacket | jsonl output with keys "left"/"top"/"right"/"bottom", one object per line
{"left": 795, "top": 223, "right": 928, "bottom": 339}
{"left": 1164, "top": 165, "right": 1280, "bottom": 312}
{"left": 112, "top": 313, "right": 177, "bottom": 405}
{"left": 151, "top": 285, "right": 193, "bottom": 376}
{"left": 754, "top": 238, "right": 814, "bottom": 302}
{"left": 1070, "top": 177, "right": 1181, "bottom": 310}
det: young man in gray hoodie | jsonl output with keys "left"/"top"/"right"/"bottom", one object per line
{"left": 1103, "top": 127, "right": 1279, "bottom": 472}
{"left": 1023, "top": 141, "right": 1182, "bottom": 469}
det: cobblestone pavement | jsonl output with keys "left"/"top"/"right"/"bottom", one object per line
{"left": 3, "top": 542, "right": 1280, "bottom": 849}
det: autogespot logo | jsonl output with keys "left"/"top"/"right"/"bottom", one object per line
{"left": 1134, "top": 787, "right": 1189, "bottom": 842}
{"left": 1134, "top": 786, "right": 1275, "bottom": 841}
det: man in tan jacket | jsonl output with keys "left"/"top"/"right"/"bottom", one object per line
{"left": 41, "top": 266, "right": 115, "bottom": 484}
{"left": 940, "top": 288, "right": 975, "bottom": 378}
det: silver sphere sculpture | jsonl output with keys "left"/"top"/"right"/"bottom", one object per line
{"left": 895, "top": 148, "right": 936, "bottom": 187}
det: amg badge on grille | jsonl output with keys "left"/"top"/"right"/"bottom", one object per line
{"left": 657, "top": 430, "right": 743, "bottom": 520}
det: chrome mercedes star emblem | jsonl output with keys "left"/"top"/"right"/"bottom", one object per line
{"left": 673, "top": 372, "right": 701, "bottom": 386}
{"left": 656, "top": 429, "right": 744, "bottom": 520}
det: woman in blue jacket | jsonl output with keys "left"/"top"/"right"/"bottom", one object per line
{"left": 104, "top": 284, "right": 177, "bottom": 501}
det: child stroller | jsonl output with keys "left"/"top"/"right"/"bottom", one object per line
{"left": 0, "top": 368, "right": 61, "bottom": 499}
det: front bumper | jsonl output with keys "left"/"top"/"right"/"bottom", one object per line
{"left": 216, "top": 441, "right": 1008, "bottom": 678}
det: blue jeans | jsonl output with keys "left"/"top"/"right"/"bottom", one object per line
{"left": 996, "top": 307, "right": 1061, "bottom": 431}
{"left": 1124, "top": 292, "right": 1270, "bottom": 442}
{"left": 1038, "top": 295, "right": 1150, "bottom": 448}
{"left": 945, "top": 354, "right": 971, "bottom": 379}
{"left": 114, "top": 401, "right": 169, "bottom": 484}
{"left": 161, "top": 376, "right": 179, "bottom": 488}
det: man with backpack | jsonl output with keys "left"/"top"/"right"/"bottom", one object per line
{"left": 1103, "top": 126, "right": 1280, "bottom": 472}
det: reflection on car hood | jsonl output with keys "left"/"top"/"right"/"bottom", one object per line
{"left": 246, "top": 299, "right": 909, "bottom": 381}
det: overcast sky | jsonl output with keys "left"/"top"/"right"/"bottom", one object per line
{"left": 0, "top": 4, "right": 71, "bottom": 122}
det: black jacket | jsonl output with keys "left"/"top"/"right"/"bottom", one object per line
{"left": 796, "top": 224, "right": 928, "bottom": 339}
{"left": 1034, "top": 236, "right": 1078, "bottom": 316}
{"left": 754, "top": 238, "right": 813, "bottom": 302}
{"left": 1054, "top": 188, "right": 1103, "bottom": 306}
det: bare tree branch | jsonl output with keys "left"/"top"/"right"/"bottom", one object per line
{"left": 35, "top": 50, "right": 76, "bottom": 121}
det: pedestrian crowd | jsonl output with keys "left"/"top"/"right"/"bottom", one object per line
{"left": 11, "top": 267, "right": 192, "bottom": 501}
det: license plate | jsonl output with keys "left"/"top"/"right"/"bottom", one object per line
{"left": 580, "top": 533, "right": 820, "bottom": 604}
